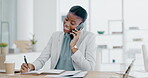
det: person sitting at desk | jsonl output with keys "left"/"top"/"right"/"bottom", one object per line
{"left": 20, "top": 5, "right": 96, "bottom": 73}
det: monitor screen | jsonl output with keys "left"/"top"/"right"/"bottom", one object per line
{"left": 142, "top": 45, "right": 148, "bottom": 72}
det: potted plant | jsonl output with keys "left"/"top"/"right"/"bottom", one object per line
{"left": 0, "top": 43, "right": 8, "bottom": 55}
{"left": 30, "top": 34, "right": 37, "bottom": 51}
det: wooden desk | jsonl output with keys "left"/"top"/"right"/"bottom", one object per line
{"left": 0, "top": 71, "right": 134, "bottom": 78}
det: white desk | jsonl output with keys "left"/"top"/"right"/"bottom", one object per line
{"left": 0, "top": 71, "right": 134, "bottom": 78}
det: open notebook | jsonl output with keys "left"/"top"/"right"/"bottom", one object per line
{"left": 22, "top": 69, "right": 65, "bottom": 74}
{"left": 23, "top": 69, "right": 87, "bottom": 77}
{"left": 45, "top": 71, "right": 88, "bottom": 78}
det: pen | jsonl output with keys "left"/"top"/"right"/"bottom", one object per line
{"left": 24, "top": 56, "right": 28, "bottom": 66}
{"left": 24, "top": 56, "right": 30, "bottom": 72}
{"left": 24, "top": 56, "right": 29, "bottom": 67}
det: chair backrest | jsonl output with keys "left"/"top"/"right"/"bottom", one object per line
{"left": 14, "top": 40, "right": 32, "bottom": 53}
{"left": 142, "top": 45, "right": 148, "bottom": 72}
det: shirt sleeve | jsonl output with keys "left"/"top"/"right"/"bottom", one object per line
{"left": 71, "top": 34, "right": 97, "bottom": 71}
{"left": 32, "top": 33, "right": 54, "bottom": 70}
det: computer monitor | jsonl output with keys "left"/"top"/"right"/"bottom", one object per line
{"left": 142, "top": 45, "right": 148, "bottom": 72}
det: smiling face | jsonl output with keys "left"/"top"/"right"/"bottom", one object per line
{"left": 63, "top": 12, "right": 83, "bottom": 33}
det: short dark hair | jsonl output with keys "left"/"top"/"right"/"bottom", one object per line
{"left": 69, "top": 5, "right": 87, "bottom": 23}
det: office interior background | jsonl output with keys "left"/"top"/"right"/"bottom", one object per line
{"left": 0, "top": 0, "right": 148, "bottom": 72}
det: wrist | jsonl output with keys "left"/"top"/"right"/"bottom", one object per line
{"left": 70, "top": 45, "right": 77, "bottom": 49}
{"left": 70, "top": 46, "right": 78, "bottom": 54}
{"left": 70, "top": 46, "right": 75, "bottom": 50}
{"left": 29, "top": 64, "right": 35, "bottom": 71}
{"left": 32, "top": 64, "right": 35, "bottom": 70}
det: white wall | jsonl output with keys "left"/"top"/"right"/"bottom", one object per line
{"left": 34, "top": 0, "right": 57, "bottom": 51}
{"left": 17, "top": 0, "right": 34, "bottom": 40}
{"left": 16, "top": 0, "right": 57, "bottom": 51}
{"left": 90, "top": 0, "right": 122, "bottom": 34}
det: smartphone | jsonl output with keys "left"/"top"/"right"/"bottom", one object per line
{"left": 70, "top": 24, "right": 84, "bottom": 39}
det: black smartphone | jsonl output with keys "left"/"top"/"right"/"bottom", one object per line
{"left": 70, "top": 24, "right": 84, "bottom": 39}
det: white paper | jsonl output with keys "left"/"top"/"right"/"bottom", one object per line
{"left": 60, "top": 71, "right": 81, "bottom": 76}
{"left": 23, "top": 69, "right": 64, "bottom": 74}
{"left": 24, "top": 71, "right": 41, "bottom": 74}
{"left": 44, "top": 75, "right": 65, "bottom": 77}
{"left": 45, "top": 71, "right": 88, "bottom": 78}
{"left": 40, "top": 69, "right": 65, "bottom": 74}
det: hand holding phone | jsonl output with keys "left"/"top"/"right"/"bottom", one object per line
{"left": 70, "top": 24, "right": 83, "bottom": 39}
{"left": 70, "top": 24, "right": 83, "bottom": 53}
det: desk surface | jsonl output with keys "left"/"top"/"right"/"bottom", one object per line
{"left": 0, "top": 71, "right": 134, "bottom": 78}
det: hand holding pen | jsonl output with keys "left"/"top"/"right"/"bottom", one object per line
{"left": 20, "top": 56, "right": 35, "bottom": 73}
{"left": 24, "top": 56, "right": 30, "bottom": 72}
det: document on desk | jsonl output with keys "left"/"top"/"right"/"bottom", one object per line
{"left": 23, "top": 69, "right": 65, "bottom": 74}
{"left": 129, "top": 71, "right": 148, "bottom": 77}
{"left": 45, "top": 71, "right": 88, "bottom": 77}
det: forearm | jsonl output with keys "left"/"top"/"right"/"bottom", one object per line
{"left": 32, "top": 59, "right": 45, "bottom": 70}
{"left": 32, "top": 50, "right": 51, "bottom": 70}
{"left": 71, "top": 50, "right": 96, "bottom": 71}
{"left": 70, "top": 46, "right": 78, "bottom": 54}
